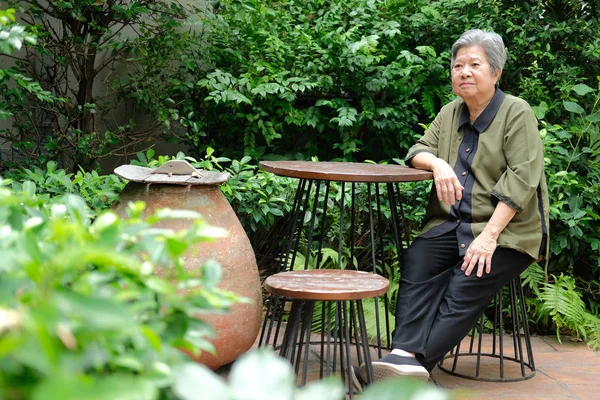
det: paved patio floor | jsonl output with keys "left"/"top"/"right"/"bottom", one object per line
{"left": 231, "top": 332, "right": 600, "bottom": 400}
{"left": 431, "top": 334, "right": 600, "bottom": 400}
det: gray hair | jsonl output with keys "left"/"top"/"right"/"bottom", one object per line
{"left": 451, "top": 29, "right": 507, "bottom": 75}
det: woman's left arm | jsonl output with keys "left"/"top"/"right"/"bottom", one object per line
{"left": 463, "top": 99, "right": 543, "bottom": 278}
{"left": 461, "top": 201, "right": 516, "bottom": 278}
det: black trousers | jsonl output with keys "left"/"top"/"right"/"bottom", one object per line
{"left": 392, "top": 230, "right": 534, "bottom": 371}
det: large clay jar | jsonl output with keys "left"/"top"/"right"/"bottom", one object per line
{"left": 112, "top": 161, "right": 262, "bottom": 370}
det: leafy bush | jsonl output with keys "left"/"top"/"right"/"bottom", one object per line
{"left": 134, "top": 0, "right": 450, "bottom": 161}
{"left": 0, "top": 179, "right": 240, "bottom": 399}
{"left": 0, "top": 1, "right": 202, "bottom": 172}
{"left": 541, "top": 79, "right": 600, "bottom": 277}
{"left": 521, "top": 264, "right": 600, "bottom": 350}
{"left": 0, "top": 8, "right": 53, "bottom": 123}
{"left": 130, "top": 148, "right": 298, "bottom": 234}
{"left": 7, "top": 161, "right": 126, "bottom": 212}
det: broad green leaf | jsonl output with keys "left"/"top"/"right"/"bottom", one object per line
{"left": 53, "top": 291, "right": 133, "bottom": 330}
{"left": 0, "top": 334, "right": 22, "bottom": 358}
{"left": 201, "top": 259, "right": 222, "bottom": 289}
{"left": 24, "top": 216, "right": 43, "bottom": 231}
{"left": 32, "top": 375, "right": 158, "bottom": 400}
{"left": 163, "top": 311, "right": 189, "bottom": 342}
{"left": 563, "top": 101, "right": 585, "bottom": 114}
{"left": 112, "top": 355, "right": 144, "bottom": 371}
{"left": 229, "top": 350, "right": 295, "bottom": 400}
{"left": 60, "top": 194, "right": 90, "bottom": 223}
{"left": 90, "top": 212, "right": 118, "bottom": 234}
{"left": 532, "top": 102, "right": 548, "bottom": 120}
{"left": 144, "top": 276, "right": 175, "bottom": 294}
{"left": 155, "top": 209, "right": 202, "bottom": 220}
{"left": 360, "top": 377, "right": 450, "bottom": 399}
{"left": 295, "top": 377, "right": 345, "bottom": 400}
{"left": 585, "top": 113, "right": 600, "bottom": 123}
{"left": 195, "top": 225, "right": 228, "bottom": 240}
{"left": 571, "top": 84, "right": 594, "bottom": 96}
{"left": 173, "top": 363, "right": 228, "bottom": 400}
{"left": 22, "top": 180, "right": 36, "bottom": 198}
{"left": 141, "top": 325, "right": 162, "bottom": 352}
{"left": 166, "top": 237, "right": 188, "bottom": 257}
{"left": 183, "top": 335, "right": 215, "bottom": 355}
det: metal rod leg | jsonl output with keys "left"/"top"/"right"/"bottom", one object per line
{"left": 299, "top": 301, "right": 315, "bottom": 385}
{"left": 280, "top": 300, "right": 303, "bottom": 361}
{"left": 357, "top": 300, "right": 374, "bottom": 383}
{"left": 341, "top": 301, "right": 354, "bottom": 398}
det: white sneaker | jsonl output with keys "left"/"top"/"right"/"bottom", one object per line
{"left": 359, "top": 354, "right": 430, "bottom": 383}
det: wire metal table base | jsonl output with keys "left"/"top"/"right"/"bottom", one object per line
{"left": 259, "top": 178, "right": 413, "bottom": 356}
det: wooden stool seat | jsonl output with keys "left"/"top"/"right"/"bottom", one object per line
{"left": 265, "top": 270, "right": 389, "bottom": 301}
{"left": 264, "top": 269, "right": 389, "bottom": 397}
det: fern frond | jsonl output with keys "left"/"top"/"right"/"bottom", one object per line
{"left": 521, "top": 262, "right": 545, "bottom": 296}
{"left": 537, "top": 274, "right": 589, "bottom": 341}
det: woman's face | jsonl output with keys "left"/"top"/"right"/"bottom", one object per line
{"left": 451, "top": 45, "right": 501, "bottom": 105}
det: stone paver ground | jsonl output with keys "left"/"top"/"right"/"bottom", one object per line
{"left": 431, "top": 334, "right": 600, "bottom": 400}
{"left": 227, "top": 332, "right": 600, "bottom": 400}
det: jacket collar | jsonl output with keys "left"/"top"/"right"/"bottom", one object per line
{"left": 458, "top": 89, "right": 506, "bottom": 133}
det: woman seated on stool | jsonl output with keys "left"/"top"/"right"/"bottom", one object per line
{"left": 355, "top": 28, "right": 549, "bottom": 386}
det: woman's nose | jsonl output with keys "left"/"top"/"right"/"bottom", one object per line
{"left": 461, "top": 66, "right": 472, "bottom": 77}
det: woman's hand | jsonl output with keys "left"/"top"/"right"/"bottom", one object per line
{"left": 461, "top": 233, "right": 497, "bottom": 278}
{"left": 431, "top": 158, "right": 464, "bottom": 205}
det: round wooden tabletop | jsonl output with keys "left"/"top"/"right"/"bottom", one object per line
{"left": 259, "top": 160, "right": 433, "bottom": 183}
{"left": 264, "top": 270, "right": 390, "bottom": 301}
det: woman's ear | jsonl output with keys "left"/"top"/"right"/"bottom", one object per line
{"left": 493, "top": 69, "right": 503, "bottom": 85}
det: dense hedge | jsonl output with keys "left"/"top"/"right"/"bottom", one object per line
{"left": 135, "top": 0, "right": 600, "bottom": 279}
{"left": 2, "top": 0, "right": 600, "bottom": 344}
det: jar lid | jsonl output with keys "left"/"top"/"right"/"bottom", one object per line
{"left": 114, "top": 160, "right": 229, "bottom": 185}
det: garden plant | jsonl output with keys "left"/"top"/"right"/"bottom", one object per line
{"left": 1, "top": 0, "right": 600, "bottom": 397}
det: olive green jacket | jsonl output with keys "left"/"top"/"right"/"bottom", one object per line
{"left": 406, "top": 94, "right": 550, "bottom": 259}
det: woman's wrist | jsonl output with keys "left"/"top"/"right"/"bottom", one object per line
{"left": 429, "top": 157, "right": 442, "bottom": 171}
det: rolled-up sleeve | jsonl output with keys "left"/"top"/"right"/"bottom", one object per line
{"left": 405, "top": 107, "right": 443, "bottom": 166}
{"left": 491, "top": 102, "right": 543, "bottom": 213}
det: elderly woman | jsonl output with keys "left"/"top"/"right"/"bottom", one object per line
{"left": 355, "top": 29, "right": 549, "bottom": 385}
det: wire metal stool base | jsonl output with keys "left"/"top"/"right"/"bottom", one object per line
{"left": 438, "top": 276, "right": 536, "bottom": 382}
{"left": 438, "top": 353, "right": 535, "bottom": 383}
{"left": 276, "top": 299, "right": 375, "bottom": 398}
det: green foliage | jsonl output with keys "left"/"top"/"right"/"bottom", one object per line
{"left": 0, "top": 1, "right": 202, "bottom": 172}
{"left": 138, "top": 0, "right": 599, "bottom": 163}
{"left": 172, "top": 350, "right": 344, "bottom": 400}
{"left": 172, "top": 349, "right": 452, "bottom": 400}
{"left": 536, "top": 274, "right": 600, "bottom": 350}
{"left": 137, "top": 0, "right": 449, "bottom": 161}
{"left": 360, "top": 376, "right": 452, "bottom": 400}
{"left": 6, "top": 161, "right": 126, "bottom": 211}
{"left": 521, "top": 263, "right": 600, "bottom": 350}
{"left": 541, "top": 78, "right": 600, "bottom": 276}
{"left": 0, "top": 8, "right": 52, "bottom": 123}
{"left": 0, "top": 178, "right": 240, "bottom": 399}
{"left": 130, "top": 149, "right": 298, "bottom": 233}
{"left": 0, "top": 9, "right": 36, "bottom": 54}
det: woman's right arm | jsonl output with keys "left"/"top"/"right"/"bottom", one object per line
{"left": 411, "top": 152, "right": 464, "bottom": 206}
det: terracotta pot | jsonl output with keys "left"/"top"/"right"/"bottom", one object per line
{"left": 112, "top": 165, "right": 262, "bottom": 370}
